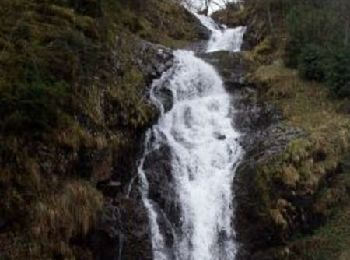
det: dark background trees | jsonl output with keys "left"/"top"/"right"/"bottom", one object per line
{"left": 283, "top": 0, "right": 350, "bottom": 98}
{"left": 240, "top": 0, "right": 350, "bottom": 98}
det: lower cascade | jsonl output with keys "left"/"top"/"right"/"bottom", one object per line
{"left": 138, "top": 13, "right": 246, "bottom": 260}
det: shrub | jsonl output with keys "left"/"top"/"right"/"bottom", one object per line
{"left": 298, "top": 44, "right": 327, "bottom": 81}
{"left": 284, "top": 0, "right": 350, "bottom": 98}
{"left": 326, "top": 48, "right": 350, "bottom": 98}
{"left": 0, "top": 81, "right": 69, "bottom": 134}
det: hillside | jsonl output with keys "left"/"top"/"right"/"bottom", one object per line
{"left": 0, "top": 0, "right": 207, "bottom": 259}
{"left": 213, "top": 0, "right": 350, "bottom": 259}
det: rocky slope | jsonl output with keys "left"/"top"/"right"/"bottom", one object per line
{"left": 212, "top": 2, "right": 350, "bottom": 259}
{"left": 0, "top": 0, "right": 208, "bottom": 259}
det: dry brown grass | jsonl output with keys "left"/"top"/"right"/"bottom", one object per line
{"left": 31, "top": 180, "right": 103, "bottom": 240}
{"left": 0, "top": 181, "right": 102, "bottom": 259}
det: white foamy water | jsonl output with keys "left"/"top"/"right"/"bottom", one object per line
{"left": 195, "top": 13, "right": 246, "bottom": 52}
{"left": 185, "top": 0, "right": 241, "bottom": 15}
{"left": 138, "top": 6, "right": 245, "bottom": 260}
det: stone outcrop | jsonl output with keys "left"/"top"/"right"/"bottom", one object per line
{"left": 86, "top": 41, "right": 174, "bottom": 260}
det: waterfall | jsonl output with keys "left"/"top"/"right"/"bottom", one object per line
{"left": 194, "top": 13, "right": 246, "bottom": 53}
{"left": 138, "top": 8, "right": 246, "bottom": 260}
{"left": 185, "top": 0, "right": 241, "bottom": 15}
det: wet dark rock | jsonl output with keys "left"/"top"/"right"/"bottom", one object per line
{"left": 201, "top": 51, "right": 250, "bottom": 90}
{"left": 97, "top": 180, "right": 122, "bottom": 197}
{"left": 186, "top": 40, "right": 209, "bottom": 53}
{"left": 143, "top": 145, "right": 181, "bottom": 229}
{"left": 214, "top": 133, "right": 227, "bottom": 140}
{"left": 89, "top": 197, "right": 152, "bottom": 260}
{"left": 136, "top": 42, "right": 173, "bottom": 77}
{"left": 218, "top": 134, "right": 226, "bottom": 140}
{"left": 153, "top": 85, "right": 174, "bottom": 113}
{"left": 137, "top": 40, "right": 174, "bottom": 84}
{"left": 184, "top": 9, "right": 211, "bottom": 41}
{"left": 88, "top": 203, "right": 121, "bottom": 260}
{"left": 142, "top": 143, "right": 183, "bottom": 251}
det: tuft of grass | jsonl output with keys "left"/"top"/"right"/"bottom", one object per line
{"left": 0, "top": 180, "right": 103, "bottom": 259}
{"left": 31, "top": 181, "right": 103, "bottom": 241}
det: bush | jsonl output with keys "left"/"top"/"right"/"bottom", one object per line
{"left": 326, "top": 48, "right": 350, "bottom": 98}
{"left": 298, "top": 44, "right": 327, "bottom": 81}
{"left": 0, "top": 81, "right": 69, "bottom": 134}
{"left": 284, "top": 0, "right": 350, "bottom": 98}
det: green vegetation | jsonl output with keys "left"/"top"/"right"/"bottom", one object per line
{"left": 285, "top": 0, "right": 350, "bottom": 98}
{"left": 0, "top": 0, "right": 203, "bottom": 258}
{"left": 223, "top": 0, "right": 350, "bottom": 98}
{"left": 214, "top": 0, "right": 350, "bottom": 258}
{"left": 248, "top": 63, "right": 350, "bottom": 251}
{"left": 290, "top": 155, "right": 350, "bottom": 260}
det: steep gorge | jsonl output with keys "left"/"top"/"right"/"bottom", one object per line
{"left": 1, "top": 0, "right": 350, "bottom": 259}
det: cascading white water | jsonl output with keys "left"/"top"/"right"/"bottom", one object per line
{"left": 138, "top": 7, "right": 246, "bottom": 260}
{"left": 194, "top": 13, "right": 246, "bottom": 53}
{"left": 185, "top": 0, "right": 240, "bottom": 15}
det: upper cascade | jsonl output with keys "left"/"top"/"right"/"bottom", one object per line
{"left": 195, "top": 14, "right": 246, "bottom": 52}
{"left": 185, "top": 0, "right": 240, "bottom": 15}
{"left": 185, "top": 0, "right": 246, "bottom": 53}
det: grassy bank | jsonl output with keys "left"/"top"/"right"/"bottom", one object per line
{"left": 214, "top": 1, "right": 350, "bottom": 259}
{"left": 0, "top": 0, "right": 203, "bottom": 258}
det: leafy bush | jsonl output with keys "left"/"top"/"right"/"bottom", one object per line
{"left": 0, "top": 81, "right": 69, "bottom": 134}
{"left": 284, "top": 0, "right": 350, "bottom": 98}
{"left": 326, "top": 48, "right": 350, "bottom": 98}
{"left": 298, "top": 44, "right": 327, "bottom": 81}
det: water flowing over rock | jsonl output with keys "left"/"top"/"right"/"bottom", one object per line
{"left": 138, "top": 10, "right": 246, "bottom": 260}
{"left": 185, "top": 0, "right": 241, "bottom": 15}
{"left": 194, "top": 14, "right": 246, "bottom": 53}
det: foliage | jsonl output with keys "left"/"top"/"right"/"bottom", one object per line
{"left": 297, "top": 44, "right": 326, "bottom": 81}
{"left": 289, "top": 155, "right": 350, "bottom": 260}
{"left": 239, "top": 0, "right": 350, "bottom": 258}
{"left": 0, "top": 0, "right": 204, "bottom": 258}
{"left": 326, "top": 48, "right": 350, "bottom": 98}
{"left": 250, "top": 61, "right": 350, "bottom": 258}
{"left": 0, "top": 81, "right": 69, "bottom": 134}
{"left": 284, "top": 0, "right": 350, "bottom": 97}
